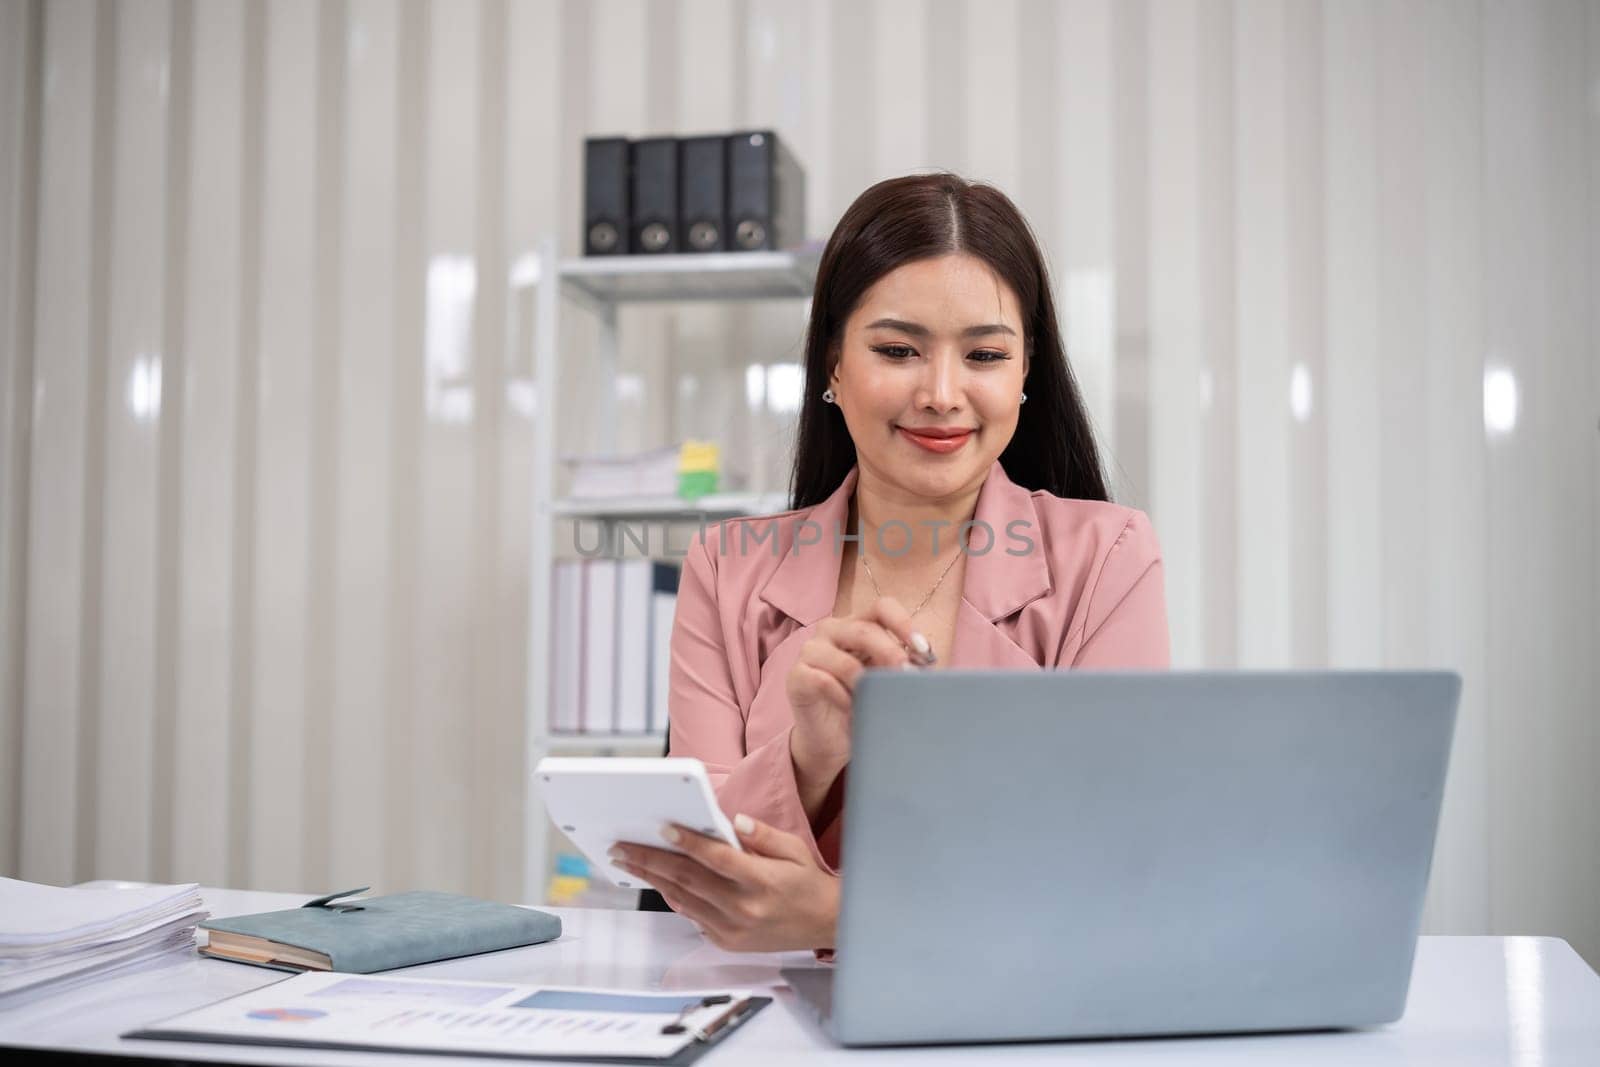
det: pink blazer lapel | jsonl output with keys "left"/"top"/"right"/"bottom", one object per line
{"left": 757, "top": 467, "right": 858, "bottom": 626}
{"left": 947, "top": 462, "right": 1052, "bottom": 668}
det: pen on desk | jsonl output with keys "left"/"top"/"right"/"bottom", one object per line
{"left": 661, "top": 994, "right": 745, "bottom": 1040}
{"left": 694, "top": 997, "right": 755, "bottom": 1043}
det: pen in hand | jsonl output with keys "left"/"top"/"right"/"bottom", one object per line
{"left": 903, "top": 631, "right": 936, "bottom": 669}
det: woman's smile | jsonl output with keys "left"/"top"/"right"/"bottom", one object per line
{"left": 896, "top": 424, "right": 976, "bottom": 454}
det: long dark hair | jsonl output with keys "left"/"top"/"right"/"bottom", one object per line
{"left": 788, "top": 172, "right": 1109, "bottom": 509}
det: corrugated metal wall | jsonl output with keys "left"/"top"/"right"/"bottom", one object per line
{"left": 0, "top": 0, "right": 1596, "bottom": 963}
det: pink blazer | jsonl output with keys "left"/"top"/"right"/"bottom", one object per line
{"left": 665, "top": 460, "right": 1170, "bottom": 872}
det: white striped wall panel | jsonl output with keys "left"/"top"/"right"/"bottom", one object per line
{"left": 172, "top": 0, "right": 246, "bottom": 891}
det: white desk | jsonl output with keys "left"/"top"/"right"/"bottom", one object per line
{"left": 1, "top": 888, "right": 1597, "bottom": 1065}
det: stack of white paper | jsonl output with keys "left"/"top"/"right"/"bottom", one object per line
{"left": 561, "top": 445, "right": 749, "bottom": 500}
{"left": 563, "top": 446, "right": 681, "bottom": 499}
{"left": 0, "top": 878, "right": 208, "bottom": 1003}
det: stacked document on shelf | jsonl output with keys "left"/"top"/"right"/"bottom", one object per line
{"left": 560, "top": 443, "right": 748, "bottom": 501}
{"left": 550, "top": 558, "right": 681, "bottom": 734}
{"left": 0, "top": 878, "right": 208, "bottom": 1003}
{"left": 562, "top": 446, "right": 681, "bottom": 499}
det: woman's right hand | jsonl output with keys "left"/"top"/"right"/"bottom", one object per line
{"left": 784, "top": 596, "right": 931, "bottom": 781}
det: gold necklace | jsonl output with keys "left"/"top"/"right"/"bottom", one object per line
{"left": 857, "top": 544, "right": 963, "bottom": 618}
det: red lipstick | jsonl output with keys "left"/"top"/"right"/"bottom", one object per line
{"left": 897, "top": 426, "right": 975, "bottom": 454}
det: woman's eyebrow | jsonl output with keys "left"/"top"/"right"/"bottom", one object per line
{"left": 866, "top": 317, "right": 1016, "bottom": 338}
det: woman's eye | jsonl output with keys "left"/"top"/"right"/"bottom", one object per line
{"left": 870, "top": 344, "right": 1008, "bottom": 363}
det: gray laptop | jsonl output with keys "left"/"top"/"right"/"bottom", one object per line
{"left": 783, "top": 670, "right": 1460, "bottom": 1046}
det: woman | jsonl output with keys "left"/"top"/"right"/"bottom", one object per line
{"left": 608, "top": 172, "right": 1170, "bottom": 953}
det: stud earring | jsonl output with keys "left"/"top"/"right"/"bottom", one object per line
{"left": 1020, "top": 391, "right": 1027, "bottom": 403}
{"left": 822, "top": 388, "right": 836, "bottom": 404}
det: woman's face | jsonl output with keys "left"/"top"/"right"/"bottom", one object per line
{"left": 829, "top": 253, "right": 1029, "bottom": 502}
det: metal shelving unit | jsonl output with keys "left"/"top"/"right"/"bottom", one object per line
{"left": 522, "top": 241, "right": 819, "bottom": 902}
{"left": 551, "top": 491, "right": 793, "bottom": 521}
{"left": 559, "top": 250, "right": 818, "bottom": 306}
{"left": 545, "top": 733, "right": 669, "bottom": 755}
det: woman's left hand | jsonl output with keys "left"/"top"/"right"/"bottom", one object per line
{"left": 609, "top": 814, "right": 840, "bottom": 953}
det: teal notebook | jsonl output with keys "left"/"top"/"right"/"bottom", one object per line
{"left": 198, "top": 887, "right": 562, "bottom": 973}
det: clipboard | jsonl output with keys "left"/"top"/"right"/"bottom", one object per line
{"left": 123, "top": 972, "right": 772, "bottom": 1064}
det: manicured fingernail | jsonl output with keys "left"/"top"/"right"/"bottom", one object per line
{"left": 660, "top": 824, "right": 681, "bottom": 844}
{"left": 900, "top": 661, "right": 917, "bottom": 671}
{"left": 909, "top": 631, "right": 931, "bottom": 657}
{"left": 734, "top": 813, "right": 755, "bottom": 835}
{"left": 608, "top": 846, "right": 626, "bottom": 862}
